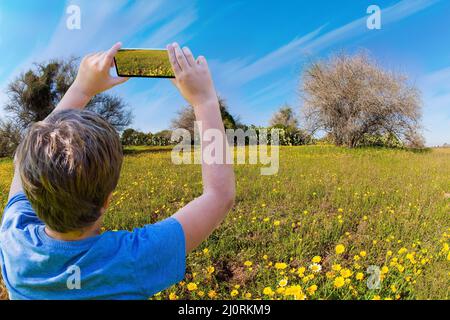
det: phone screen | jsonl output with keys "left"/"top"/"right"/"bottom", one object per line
{"left": 114, "top": 48, "right": 175, "bottom": 78}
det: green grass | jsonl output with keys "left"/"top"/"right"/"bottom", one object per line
{"left": 0, "top": 146, "right": 449, "bottom": 300}
{"left": 115, "top": 49, "right": 174, "bottom": 77}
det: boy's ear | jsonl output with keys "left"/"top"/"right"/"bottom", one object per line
{"left": 102, "top": 192, "right": 114, "bottom": 211}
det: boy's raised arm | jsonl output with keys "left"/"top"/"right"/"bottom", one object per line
{"left": 168, "top": 43, "right": 236, "bottom": 253}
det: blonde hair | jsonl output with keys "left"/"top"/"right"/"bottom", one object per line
{"left": 15, "top": 109, "right": 123, "bottom": 233}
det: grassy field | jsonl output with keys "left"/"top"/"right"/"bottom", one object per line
{"left": 0, "top": 146, "right": 449, "bottom": 300}
{"left": 115, "top": 49, "right": 174, "bottom": 77}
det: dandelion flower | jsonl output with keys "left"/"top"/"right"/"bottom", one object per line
{"left": 307, "top": 284, "right": 318, "bottom": 295}
{"left": 335, "top": 244, "right": 345, "bottom": 255}
{"left": 312, "top": 256, "right": 321, "bottom": 263}
{"left": 334, "top": 276, "right": 345, "bottom": 288}
{"left": 355, "top": 272, "right": 364, "bottom": 281}
{"left": 360, "top": 251, "right": 367, "bottom": 257}
{"left": 169, "top": 292, "right": 178, "bottom": 300}
{"left": 208, "top": 290, "right": 217, "bottom": 299}
{"left": 187, "top": 282, "right": 198, "bottom": 291}
{"left": 332, "top": 264, "right": 342, "bottom": 271}
{"left": 273, "top": 220, "right": 281, "bottom": 226}
{"left": 230, "top": 289, "right": 239, "bottom": 297}
{"left": 263, "top": 287, "right": 274, "bottom": 296}
{"left": 244, "top": 261, "right": 253, "bottom": 267}
{"left": 275, "top": 262, "right": 288, "bottom": 270}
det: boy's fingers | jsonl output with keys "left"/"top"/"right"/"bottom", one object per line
{"left": 173, "top": 43, "right": 189, "bottom": 70}
{"left": 196, "top": 55, "right": 207, "bottom": 66}
{"left": 103, "top": 42, "right": 122, "bottom": 67}
{"left": 182, "top": 47, "right": 195, "bottom": 67}
{"left": 167, "top": 44, "right": 182, "bottom": 75}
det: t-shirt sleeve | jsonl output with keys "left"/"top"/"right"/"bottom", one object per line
{"left": 128, "top": 217, "right": 186, "bottom": 296}
{"left": 1, "top": 192, "right": 41, "bottom": 231}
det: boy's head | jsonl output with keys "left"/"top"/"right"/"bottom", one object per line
{"left": 15, "top": 109, "right": 123, "bottom": 233}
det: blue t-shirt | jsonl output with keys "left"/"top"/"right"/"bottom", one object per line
{"left": 0, "top": 192, "right": 186, "bottom": 300}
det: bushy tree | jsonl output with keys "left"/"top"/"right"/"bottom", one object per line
{"left": 301, "top": 53, "right": 424, "bottom": 148}
{"left": 269, "top": 105, "right": 298, "bottom": 128}
{"left": 4, "top": 58, "right": 132, "bottom": 131}
{"left": 0, "top": 120, "right": 22, "bottom": 157}
{"left": 171, "top": 97, "right": 237, "bottom": 138}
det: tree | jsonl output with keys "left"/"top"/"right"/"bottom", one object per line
{"left": 301, "top": 53, "right": 424, "bottom": 148}
{"left": 0, "top": 119, "right": 22, "bottom": 157}
{"left": 171, "top": 97, "right": 237, "bottom": 138}
{"left": 269, "top": 104, "right": 298, "bottom": 128}
{"left": 4, "top": 58, "right": 132, "bottom": 132}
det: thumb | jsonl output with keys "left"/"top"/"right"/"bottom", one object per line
{"left": 110, "top": 76, "right": 129, "bottom": 86}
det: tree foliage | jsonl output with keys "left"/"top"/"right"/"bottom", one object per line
{"left": 4, "top": 58, "right": 132, "bottom": 131}
{"left": 269, "top": 104, "right": 298, "bottom": 128}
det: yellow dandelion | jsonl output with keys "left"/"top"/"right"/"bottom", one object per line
{"left": 355, "top": 272, "right": 364, "bottom": 281}
{"left": 169, "top": 292, "right": 178, "bottom": 300}
{"left": 244, "top": 261, "right": 253, "bottom": 267}
{"left": 332, "top": 264, "right": 342, "bottom": 271}
{"left": 263, "top": 287, "right": 274, "bottom": 296}
{"left": 230, "top": 289, "right": 239, "bottom": 297}
{"left": 335, "top": 244, "right": 345, "bottom": 254}
{"left": 340, "top": 268, "right": 352, "bottom": 278}
{"left": 307, "top": 284, "right": 318, "bottom": 295}
{"left": 275, "top": 262, "right": 288, "bottom": 270}
{"left": 312, "top": 256, "right": 321, "bottom": 263}
{"left": 208, "top": 290, "right": 217, "bottom": 299}
{"left": 187, "top": 282, "right": 197, "bottom": 291}
{"left": 273, "top": 220, "right": 281, "bottom": 226}
{"left": 334, "top": 276, "right": 345, "bottom": 288}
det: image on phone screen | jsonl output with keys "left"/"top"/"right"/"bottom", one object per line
{"left": 114, "top": 48, "right": 175, "bottom": 78}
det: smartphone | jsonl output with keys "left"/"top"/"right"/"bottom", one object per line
{"left": 114, "top": 48, "right": 175, "bottom": 78}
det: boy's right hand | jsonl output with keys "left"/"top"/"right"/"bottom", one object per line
{"left": 72, "top": 42, "right": 129, "bottom": 99}
{"left": 167, "top": 43, "right": 217, "bottom": 107}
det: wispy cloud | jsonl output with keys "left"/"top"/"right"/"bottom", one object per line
{"left": 140, "top": 7, "right": 198, "bottom": 48}
{"left": 213, "top": 0, "right": 440, "bottom": 89}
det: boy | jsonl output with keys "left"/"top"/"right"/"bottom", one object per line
{"left": 0, "top": 42, "right": 235, "bottom": 299}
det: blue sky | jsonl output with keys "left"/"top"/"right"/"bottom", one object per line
{"left": 0, "top": 0, "right": 449, "bottom": 146}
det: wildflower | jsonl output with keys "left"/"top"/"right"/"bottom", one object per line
{"left": 198, "top": 291, "right": 205, "bottom": 297}
{"left": 263, "top": 287, "right": 274, "bottom": 296}
{"left": 208, "top": 290, "right": 217, "bottom": 299}
{"left": 275, "top": 262, "right": 288, "bottom": 270}
{"left": 326, "top": 271, "right": 335, "bottom": 279}
{"left": 353, "top": 255, "right": 360, "bottom": 261}
{"left": 244, "top": 261, "right": 253, "bottom": 267}
{"left": 332, "top": 264, "right": 342, "bottom": 271}
{"left": 245, "top": 292, "right": 252, "bottom": 299}
{"left": 355, "top": 272, "right": 364, "bottom": 281}
{"left": 312, "top": 256, "right": 321, "bottom": 263}
{"left": 340, "top": 268, "right": 352, "bottom": 278}
{"left": 206, "top": 266, "right": 215, "bottom": 274}
{"left": 307, "top": 284, "right": 317, "bottom": 295}
{"left": 230, "top": 289, "right": 239, "bottom": 297}
{"left": 273, "top": 220, "right": 281, "bottom": 226}
{"left": 279, "top": 278, "right": 288, "bottom": 287}
{"left": 334, "top": 276, "right": 345, "bottom": 288}
{"left": 203, "top": 248, "right": 209, "bottom": 254}
{"left": 187, "top": 282, "right": 198, "bottom": 291}
{"left": 263, "top": 255, "right": 268, "bottom": 260}
{"left": 372, "top": 295, "right": 381, "bottom": 300}
{"left": 309, "top": 263, "right": 322, "bottom": 273}
{"left": 335, "top": 244, "right": 345, "bottom": 254}
{"left": 169, "top": 292, "right": 178, "bottom": 300}
{"left": 381, "top": 266, "right": 389, "bottom": 274}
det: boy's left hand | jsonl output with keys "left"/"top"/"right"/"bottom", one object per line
{"left": 71, "top": 42, "right": 129, "bottom": 98}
